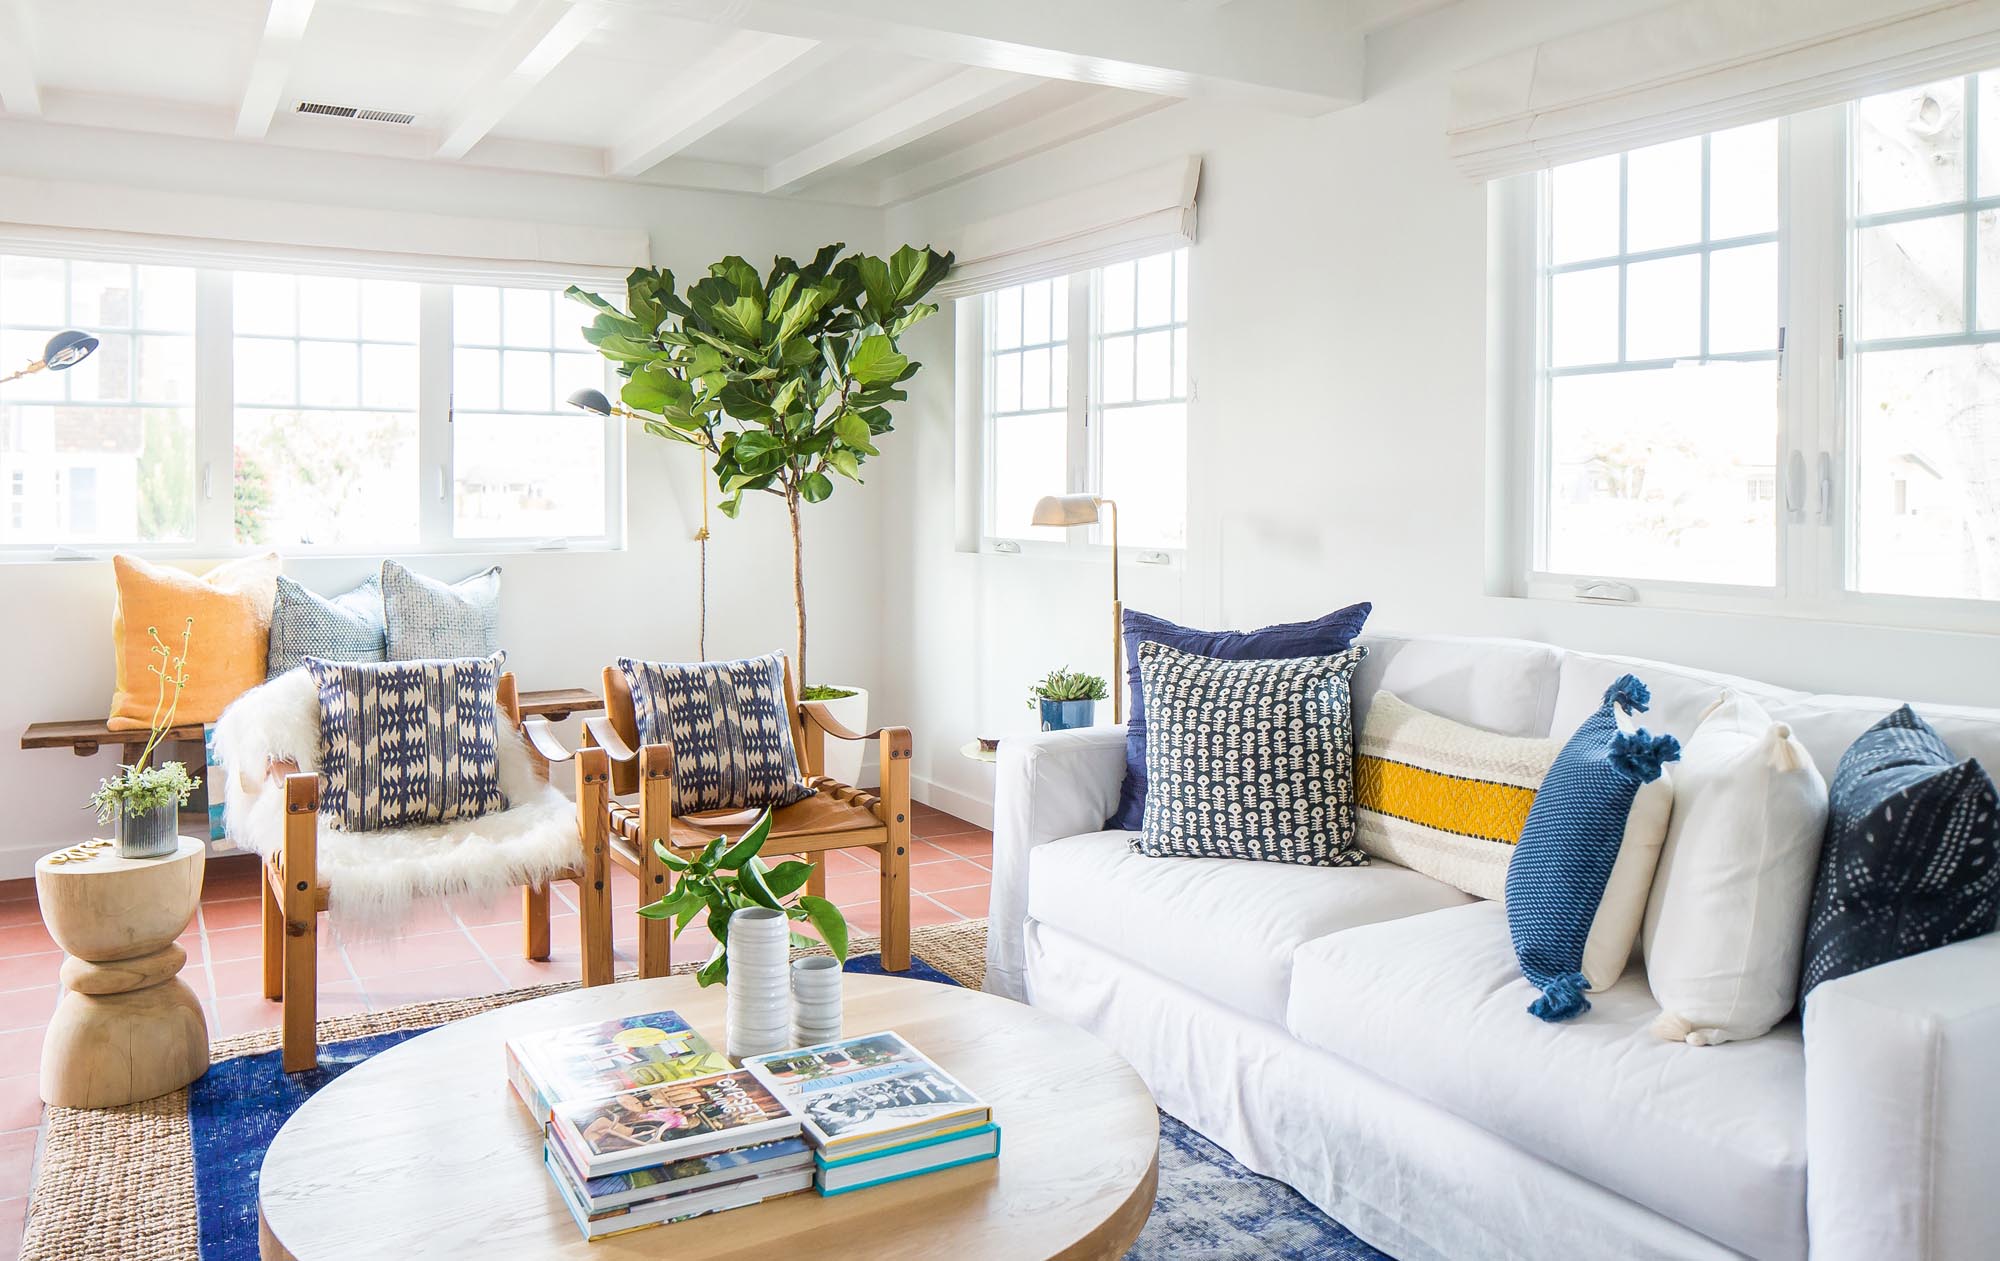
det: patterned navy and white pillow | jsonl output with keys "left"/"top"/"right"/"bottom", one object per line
{"left": 1800, "top": 705, "right": 2000, "bottom": 998}
{"left": 305, "top": 654, "right": 508, "bottom": 833}
{"left": 381, "top": 560, "right": 501, "bottom": 660}
{"left": 1133, "top": 640, "right": 1368, "bottom": 867}
{"left": 267, "top": 575, "right": 386, "bottom": 678}
{"left": 618, "top": 653, "right": 815, "bottom": 814}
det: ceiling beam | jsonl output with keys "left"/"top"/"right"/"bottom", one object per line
{"left": 607, "top": 32, "right": 826, "bottom": 179}
{"left": 596, "top": 0, "right": 1363, "bottom": 115}
{"left": 872, "top": 90, "right": 1172, "bottom": 206}
{"left": 763, "top": 67, "right": 1039, "bottom": 195}
{"left": 235, "top": 0, "right": 318, "bottom": 138}
{"left": 437, "top": 0, "right": 607, "bottom": 160}
{"left": 0, "top": 0, "right": 39, "bottom": 116}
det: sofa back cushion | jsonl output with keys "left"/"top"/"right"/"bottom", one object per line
{"left": 1353, "top": 633, "right": 1564, "bottom": 739}
{"left": 305, "top": 653, "right": 509, "bottom": 832}
{"left": 1549, "top": 650, "right": 1801, "bottom": 746}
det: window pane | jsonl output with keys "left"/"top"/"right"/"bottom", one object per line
{"left": 1, "top": 256, "right": 65, "bottom": 326}
{"left": 298, "top": 341, "right": 358, "bottom": 407}
{"left": 1022, "top": 280, "right": 1051, "bottom": 345}
{"left": 992, "top": 351, "right": 1020, "bottom": 413}
{"left": 1173, "top": 249, "right": 1189, "bottom": 323}
{"left": 1051, "top": 344, "right": 1068, "bottom": 410}
{"left": 298, "top": 275, "right": 359, "bottom": 340}
{"left": 0, "top": 405, "right": 195, "bottom": 543}
{"left": 1101, "top": 402, "right": 1186, "bottom": 548}
{"left": 1545, "top": 362, "right": 1776, "bottom": 585}
{"left": 1173, "top": 327, "right": 1187, "bottom": 397}
{"left": 1856, "top": 213, "right": 1965, "bottom": 340}
{"left": 234, "top": 272, "right": 296, "bottom": 337}
{"left": 235, "top": 337, "right": 295, "bottom": 406}
{"left": 234, "top": 410, "right": 419, "bottom": 546}
{"left": 993, "top": 286, "right": 1021, "bottom": 351}
{"left": 1099, "top": 334, "right": 1135, "bottom": 405}
{"left": 453, "top": 414, "right": 606, "bottom": 539}
{"left": 504, "top": 288, "right": 550, "bottom": 345}
{"left": 1978, "top": 210, "right": 2000, "bottom": 330}
{"left": 67, "top": 334, "right": 132, "bottom": 403}
{"left": 1100, "top": 261, "right": 1135, "bottom": 334}
{"left": 502, "top": 349, "right": 551, "bottom": 412}
{"left": 454, "top": 348, "right": 499, "bottom": 411}
{"left": 1855, "top": 76, "right": 1966, "bottom": 214}
{"left": 1626, "top": 136, "right": 1703, "bottom": 252}
{"left": 1550, "top": 154, "right": 1620, "bottom": 264}
{"left": 1021, "top": 346, "right": 1051, "bottom": 412}
{"left": 1708, "top": 243, "right": 1778, "bottom": 354}
{"left": 1053, "top": 275, "right": 1070, "bottom": 342}
{"left": 360, "top": 343, "right": 417, "bottom": 410}
{"left": 1, "top": 329, "right": 61, "bottom": 403}
{"left": 70, "top": 262, "right": 134, "bottom": 328}
{"left": 992, "top": 412, "right": 1065, "bottom": 539}
{"left": 136, "top": 334, "right": 195, "bottom": 404}
{"left": 1136, "top": 253, "right": 1173, "bottom": 328}
{"left": 1550, "top": 265, "right": 1619, "bottom": 367}
{"left": 136, "top": 266, "right": 196, "bottom": 332}
{"left": 1626, "top": 254, "right": 1700, "bottom": 360}
{"left": 553, "top": 351, "right": 602, "bottom": 405}
{"left": 1852, "top": 344, "right": 2000, "bottom": 600}
{"left": 1135, "top": 329, "right": 1173, "bottom": 401}
{"left": 360, "top": 280, "right": 419, "bottom": 343}
{"left": 455, "top": 286, "right": 499, "bottom": 344}
{"left": 1983, "top": 74, "right": 2000, "bottom": 198}
{"left": 1709, "top": 120, "right": 1779, "bottom": 240}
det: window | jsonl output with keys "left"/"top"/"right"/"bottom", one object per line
{"left": 1512, "top": 69, "right": 2000, "bottom": 624}
{"left": 979, "top": 247, "right": 1190, "bottom": 550}
{"left": 0, "top": 254, "right": 619, "bottom": 555}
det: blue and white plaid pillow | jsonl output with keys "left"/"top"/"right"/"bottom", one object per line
{"left": 305, "top": 653, "right": 508, "bottom": 832}
{"left": 618, "top": 653, "right": 814, "bottom": 813}
{"left": 381, "top": 560, "right": 501, "bottom": 660}
{"left": 268, "top": 574, "right": 386, "bottom": 678}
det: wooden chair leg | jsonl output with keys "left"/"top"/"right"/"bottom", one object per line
{"left": 877, "top": 728, "right": 914, "bottom": 972}
{"left": 281, "top": 772, "right": 320, "bottom": 1073}
{"left": 637, "top": 744, "right": 674, "bottom": 979}
{"left": 807, "top": 862, "right": 827, "bottom": 900}
{"left": 523, "top": 883, "right": 551, "bottom": 962}
{"left": 261, "top": 863, "right": 284, "bottom": 1001}
{"left": 576, "top": 747, "right": 614, "bottom": 987}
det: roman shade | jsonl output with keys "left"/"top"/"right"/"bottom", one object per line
{"left": 1448, "top": 0, "right": 2000, "bottom": 179}
{"left": 0, "top": 173, "right": 647, "bottom": 286}
{"left": 934, "top": 156, "right": 1199, "bottom": 299}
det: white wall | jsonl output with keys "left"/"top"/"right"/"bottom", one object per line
{"left": 880, "top": 0, "right": 2000, "bottom": 825}
{"left": 0, "top": 119, "right": 884, "bottom": 878}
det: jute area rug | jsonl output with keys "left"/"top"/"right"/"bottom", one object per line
{"left": 21, "top": 919, "right": 989, "bottom": 1261}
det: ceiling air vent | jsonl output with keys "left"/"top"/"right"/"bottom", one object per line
{"left": 294, "top": 101, "right": 417, "bottom": 125}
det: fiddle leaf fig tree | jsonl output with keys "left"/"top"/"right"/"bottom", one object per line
{"left": 567, "top": 243, "right": 951, "bottom": 687}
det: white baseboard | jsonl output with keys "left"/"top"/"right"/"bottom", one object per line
{"left": 0, "top": 840, "right": 47, "bottom": 883}
{"left": 913, "top": 776, "right": 993, "bottom": 829}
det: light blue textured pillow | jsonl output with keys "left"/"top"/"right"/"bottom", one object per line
{"left": 618, "top": 653, "right": 814, "bottom": 813}
{"left": 381, "top": 560, "right": 501, "bottom": 660}
{"left": 1505, "top": 674, "right": 1681, "bottom": 1022}
{"left": 267, "top": 574, "right": 385, "bottom": 678}
{"left": 305, "top": 653, "right": 507, "bottom": 832}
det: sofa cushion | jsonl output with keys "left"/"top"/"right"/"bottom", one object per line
{"left": 1027, "top": 832, "right": 1472, "bottom": 1025}
{"left": 1773, "top": 693, "right": 2000, "bottom": 788}
{"left": 1286, "top": 901, "right": 1806, "bottom": 1260}
{"left": 1354, "top": 633, "right": 1564, "bottom": 738}
{"left": 1550, "top": 650, "right": 1800, "bottom": 745}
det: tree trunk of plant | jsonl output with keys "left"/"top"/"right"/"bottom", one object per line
{"left": 787, "top": 491, "right": 807, "bottom": 689}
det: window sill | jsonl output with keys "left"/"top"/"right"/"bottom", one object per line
{"left": 0, "top": 539, "right": 627, "bottom": 566}
{"left": 1510, "top": 574, "right": 2000, "bottom": 637}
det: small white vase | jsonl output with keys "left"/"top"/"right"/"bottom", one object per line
{"left": 791, "top": 955, "right": 842, "bottom": 1047}
{"left": 726, "top": 909, "right": 791, "bottom": 1058}
{"left": 811, "top": 686, "right": 869, "bottom": 786}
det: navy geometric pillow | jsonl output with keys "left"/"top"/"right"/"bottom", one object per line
{"left": 268, "top": 575, "right": 385, "bottom": 678}
{"left": 305, "top": 654, "right": 508, "bottom": 832}
{"left": 1799, "top": 705, "right": 2000, "bottom": 998}
{"left": 618, "top": 653, "right": 815, "bottom": 814}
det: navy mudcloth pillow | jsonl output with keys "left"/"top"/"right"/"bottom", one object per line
{"left": 1106, "top": 603, "right": 1372, "bottom": 831}
{"left": 1799, "top": 705, "right": 2000, "bottom": 998}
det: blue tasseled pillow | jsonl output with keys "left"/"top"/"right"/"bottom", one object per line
{"left": 1506, "top": 674, "right": 1681, "bottom": 1022}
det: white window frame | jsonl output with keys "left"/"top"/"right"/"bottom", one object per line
{"left": 973, "top": 250, "right": 1191, "bottom": 561}
{"left": 1499, "top": 90, "right": 2000, "bottom": 634}
{"left": 0, "top": 248, "right": 623, "bottom": 562}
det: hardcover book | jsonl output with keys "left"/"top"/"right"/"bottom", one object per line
{"left": 545, "top": 1150, "right": 814, "bottom": 1242}
{"left": 549, "top": 1134, "right": 814, "bottom": 1212}
{"left": 744, "top": 1031, "right": 990, "bottom": 1154}
{"left": 550, "top": 1068, "right": 802, "bottom": 1178}
{"left": 506, "top": 1009, "right": 730, "bottom": 1123}
{"left": 813, "top": 1123, "right": 1002, "bottom": 1196}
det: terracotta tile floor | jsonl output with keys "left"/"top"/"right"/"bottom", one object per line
{"left": 0, "top": 801, "right": 992, "bottom": 1255}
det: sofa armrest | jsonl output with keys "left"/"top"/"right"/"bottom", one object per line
{"left": 985, "top": 726, "right": 1128, "bottom": 1000}
{"left": 1805, "top": 932, "right": 2000, "bottom": 1261}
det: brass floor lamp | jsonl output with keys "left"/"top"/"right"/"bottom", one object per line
{"left": 1030, "top": 493, "right": 1123, "bottom": 724}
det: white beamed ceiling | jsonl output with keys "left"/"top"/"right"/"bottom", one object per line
{"left": 5, "top": 0, "right": 1457, "bottom": 206}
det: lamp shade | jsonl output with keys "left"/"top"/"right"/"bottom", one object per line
{"left": 42, "top": 330, "right": 98, "bottom": 371}
{"left": 1030, "top": 493, "right": 1102, "bottom": 527}
{"left": 565, "top": 387, "right": 612, "bottom": 416}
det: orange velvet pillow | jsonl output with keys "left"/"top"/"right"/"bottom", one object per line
{"left": 108, "top": 553, "right": 282, "bottom": 731}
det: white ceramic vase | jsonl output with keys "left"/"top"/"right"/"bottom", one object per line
{"left": 726, "top": 908, "right": 792, "bottom": 1058}
{"left": 811, "top": 686, "right": 869, "bottom": 786}
{"left": 791, "top": 955, "right": 842, "bottom": 1048}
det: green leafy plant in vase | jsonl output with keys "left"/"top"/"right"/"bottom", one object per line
{"left": 637, "top": 807, "right": 848, "bottom": 986}
{"left": 1028, "top": 666, "right": 1110, "bottom": 733}
{"left": 89, "top": 618, "right": 202, "bottom": 859}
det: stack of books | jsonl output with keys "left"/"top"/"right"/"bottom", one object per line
{"left": 744, "top": 1031, "right": 1000, "bottom": 1195}
{"left": 507, "top": 1011, "right": 815, "bottom": 1240}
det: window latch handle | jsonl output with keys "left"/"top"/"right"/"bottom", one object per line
{"left": 1783, "top": 450, "right": 1806, "bottom": 517}
{"left": 200, "top": 461, "right": 214, "bottom": 501}
{"left": 1816, "top": 451, "right": 1834, "bottom": 523}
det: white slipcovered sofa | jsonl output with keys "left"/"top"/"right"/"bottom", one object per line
{"left": 987, "top": 632, "right": 2000, "bottom": 1261}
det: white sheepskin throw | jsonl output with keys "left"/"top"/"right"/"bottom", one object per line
{"left": 213, "top": 668, "right": 582, "bottom": 939}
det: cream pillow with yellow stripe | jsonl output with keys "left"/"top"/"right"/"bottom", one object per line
{"left": 1355, "top": 692, "right": 1562, "bottom": 899}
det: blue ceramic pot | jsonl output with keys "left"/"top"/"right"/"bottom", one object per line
{"left": 1039, "top": 699, "right": 1096, "bottom": 731}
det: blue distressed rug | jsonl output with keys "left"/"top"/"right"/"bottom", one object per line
{"left": 189, "top": 951, "right": 1386, "bottom": 1261}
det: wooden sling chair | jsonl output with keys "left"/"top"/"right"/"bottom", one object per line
{"left": 251, "top": 674, "right": 615, "bottom": 1072}
{"left": 519, "top": 660, "right": 913, "bottom": 978}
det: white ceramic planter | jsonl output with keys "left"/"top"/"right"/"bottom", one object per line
{"left": 810, "top": 685, "right": 869, "bottom": 786}
{"left": 725, "top": 908, "right": 791, "bottom": 1058}
{"left": 791, "top": 955, "right": 842, "bottom": 1047}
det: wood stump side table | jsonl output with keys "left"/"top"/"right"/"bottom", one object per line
{"left": 35, "top": 837, "right": 209, "bottom": 1108}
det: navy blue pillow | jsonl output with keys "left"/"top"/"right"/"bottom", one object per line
{"left": 1106, "top": 603, "right": 1372, "bottom": 831}
{"left": 1799, "top": 705, "right": 1999, "bottom": 998}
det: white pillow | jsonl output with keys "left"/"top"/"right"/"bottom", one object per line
{"left": 1642, "top": 692, "right": 1830, "bottom": 1046}
{"left": 1580, "top": 771, "right": 1674, "bottom": 991}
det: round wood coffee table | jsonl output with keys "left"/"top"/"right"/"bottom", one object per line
{"left": 259, "top": 972, "right": 1159, "bottom": 1260}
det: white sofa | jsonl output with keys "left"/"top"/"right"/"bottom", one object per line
{"left": 986, "top": 632, "right": 2000, "bottom": 1261}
